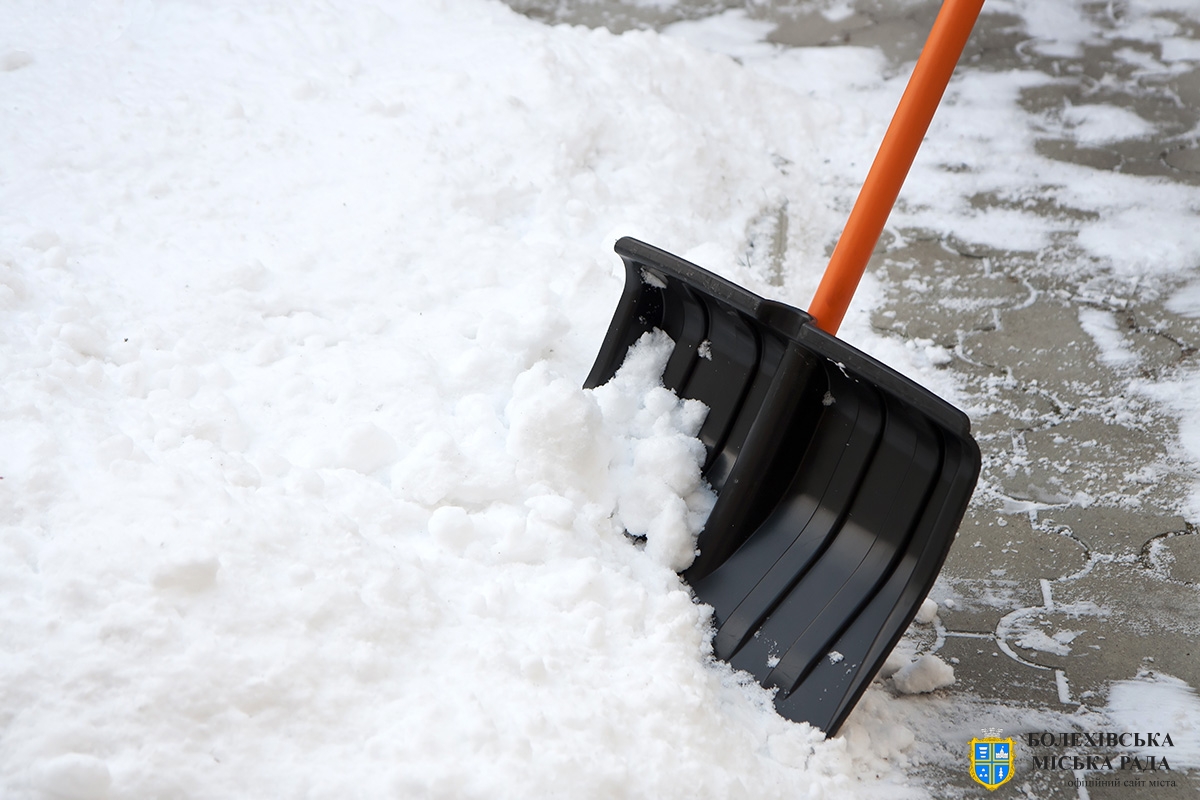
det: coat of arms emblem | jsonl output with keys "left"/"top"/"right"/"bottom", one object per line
{"left": 970, "top": 729, "right": 1015, "bottom": 790}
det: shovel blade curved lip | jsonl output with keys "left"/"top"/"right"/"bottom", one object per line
{"left": 586, "top": 238, "right": 981, "bottom": 735}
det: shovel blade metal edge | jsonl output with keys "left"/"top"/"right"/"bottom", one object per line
{"left": 584, "top": 238, "right": 982, "bottom": 736}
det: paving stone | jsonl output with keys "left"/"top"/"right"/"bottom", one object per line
{"left": 936, "top": 631, "right": 1062, "bottom": 705}
{"left": 958, "top": 301, "right": 1105, "bottom": 394}
{"left": 1147, "top": 529, "right": 1200, "bottom": 586}
{"left": 946, "top": 509, "right": 1090, "bottom": 591}
{"left": 1037, "top": 507, "right": 1188, "bottom": 559}
{"left": 766, "top": 11, "right": 873, "bottom": 48}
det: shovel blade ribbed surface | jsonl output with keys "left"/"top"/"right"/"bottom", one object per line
{"left": 585, "top": 238, "right": 980, "bottom": 736}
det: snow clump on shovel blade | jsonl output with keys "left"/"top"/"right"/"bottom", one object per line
{"left": 507, "top": 330, "right": 714, "bottom": 572}
{"left": 591, "top": 330, "right": 715, "bottom": 572}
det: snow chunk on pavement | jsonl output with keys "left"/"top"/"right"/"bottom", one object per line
{"left": 913, "top": 597, "right": 939, "bottom": 624}
{"left": 892, "top": 655, "right": 956, "bottom": 695}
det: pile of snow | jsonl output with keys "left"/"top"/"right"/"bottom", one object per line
{"left": 913, "top": 597, "right": 940, "bottom": 625}
{"left": 878, "top": 601, "right": 956, "bottom": 696}
{"left": 6, "top": 0, "right": 1200, "bottom": 795}
{"left": 892, "top": 656, "right": 957, "bottom": 696}
{"left": 0, "top": 1, "right": 926, "bottom": 797}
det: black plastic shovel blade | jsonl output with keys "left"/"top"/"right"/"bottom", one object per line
{"left": 585, "top": 238, "right": 981, "bottom": 736}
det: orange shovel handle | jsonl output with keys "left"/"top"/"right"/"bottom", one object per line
{"left": 807, "top": 0, "right": 984, "bottom": 335}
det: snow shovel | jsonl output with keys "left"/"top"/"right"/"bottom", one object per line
{"left": 584, "top": 0, "right": 984, "bottom": 735}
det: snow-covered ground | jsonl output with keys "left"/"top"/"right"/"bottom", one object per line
{"left": 3, "top": 0, "right": 1200, "bottom": 797}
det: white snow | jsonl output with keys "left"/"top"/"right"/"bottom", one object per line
{"left": 1136, "top": 371, "right": 1200, "bottom": 518}
{"left": 999, "top": 601, "right": 1108, "bottom": 659}
{"left": 0, "top": 1, "right": 917, "bottom": 797}
{"left": 1161, "top": 37, "right": 1200, "bottom": 62}
{"left": 4, "top": 0, "right": 1200, "bottom": 796}
{"left": 1059, "top": 104, "right": 1156, "bottom": 147}
{"left": 1167, "top": 279, "right": 1200, "bottom": 319}
{"left": 1013, "top": 628, "right": 1079, "bottom": 658}
{"left": 914, "top": 597, "right": 940, "bottom": 625}
{"left": 1078, "top": 307, "right": 1138, "bottom": 368}
{"left": 588, "top": 331, "right": 716, "bottom": 571}
{"left": 1107, "top": 672, "right": 1200, "bottom": 769}
{"left": 28, "top": 754, "right": 113, "bottom": 800}
{"left": 892, "top": 655, "right": 957, "bottom": 695}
